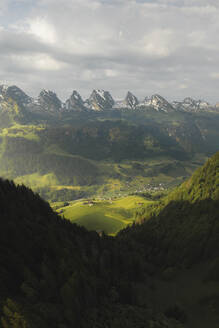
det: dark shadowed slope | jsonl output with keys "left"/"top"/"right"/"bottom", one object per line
{"left": 0, "top": 178, "right": 183, "bottom": 328}
{"left": 0, "top": 178, "right": 104, "bottom": 327}
{"left": 128, "top": 151, "right": 219, "bottom": 266}
{"left": 2, "top": 151, "right": 219, "bottom": 327}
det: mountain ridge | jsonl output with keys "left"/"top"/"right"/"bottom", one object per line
{"left": 134, "top": 151, "right": 219, "bottom": 264}
{"left": 1, "top": 84, "right": 218, "bottom": 113}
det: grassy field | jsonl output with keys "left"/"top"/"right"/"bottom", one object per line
{"left": 0, "top": 122, "right": 207, "bottom": 203}
{"left": 0, "top": 123, "right": 45, "bottom": 141}
{"left": 11, "top": 155, "right": 205, "bottom": 203}
{"left": 52, "top": 195, "right": 153, "bottom": 235}
{"left": 14, "top": 172, "right": 59, "bottom": 188}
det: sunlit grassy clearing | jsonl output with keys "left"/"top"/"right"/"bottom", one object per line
{"left": 0, "top": 123, "right": 45, "bottom": 141}
{"left": 56, "top": 195, "right": 153, "bottom": 235}
{"left": 15, "top": 172, "right": 59, "bottom": 188}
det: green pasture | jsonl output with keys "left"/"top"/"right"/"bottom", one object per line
{"left": 52, "top": 195, "right": 153, "bottom": 235}
{"left": 0, "top": 123, "right": 45, "bottom": 141}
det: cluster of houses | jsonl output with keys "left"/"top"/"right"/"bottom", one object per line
{"left": 80, "top": 183, "right": 167, "bottom": 205}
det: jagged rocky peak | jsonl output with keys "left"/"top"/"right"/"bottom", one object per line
{"left": 183, "top": 97, "right": 204, "bottom": 109}
{"left": 65, "top": 90, "right": 84, "bottom": 111}
{"left": 88, "top": 89, "right": 115, "bottom": 110}
{"left": 185, "top": 97, "right": 210, "bottom": 110}
{"left": 0, "top": 84, "right": 31, "bottom": 106}
{"left": 125, "top": 91, "right": 139, "bottom": 109}
{"left": 0, "top": 85, "right": 9, "bottom": 102}
{"left": 144, "top": 94, "right": 174, "bottom": 112}
{"left": 38, "top": 89, "right": 62, "bottom": 112}
{"left": 184, "top": 97, "right": 196, "bottom": 104}
{"left": 0, "top": 84, "right": 9, "bottom": 94}
{"left": 172, "top": 97, "right": 211, "bottom": 112}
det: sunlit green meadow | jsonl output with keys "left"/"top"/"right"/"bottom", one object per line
{"left": 52, "top": 195, "right": 153, "bottom": 235}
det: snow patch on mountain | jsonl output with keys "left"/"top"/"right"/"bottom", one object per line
{"left": 139, "top": 94, "right": 174, "bottom": 112}
{"left": 1, "top": 84, "right": 219, "bottom": 114}
{"left": 87, "top": 89, "right": 115, "bottom": 110}
{"left": 172, "top": 97, "right": 212, "bottom": 112}
{"left": 33, "top": 89, "right": 62, "bottom": 112}
{"left": 65, "top": 90, "right": 85, "bottom": 111}
{"left": 0, "top": 85, "right": 32, "bottom": 108}
{"left": 125, "top": 91, "right": 139, "bottom": 109}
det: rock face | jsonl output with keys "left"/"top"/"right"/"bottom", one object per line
{"left": 142, "top": 94, "right": 174, "bottom": 112}
{"left": 165, "top": 120, "right": 204, "bottom": 153}
{"left": 1, "top": 84, "right": 219, "bottom": 114}
{"left": 37, "top": 89, "right": 62, "bottom": 112}
{"left": 124, "top": 91, "right": 139, "bottom": 109}
{"left": 87, "top": 89, "right": 115, "bottom": 110}
{"left": 172, "top": 97, "right": 212, "bottom": 112}
{"left": 0, "top": 85, "right": 32, "bottom": 108}
{"left": 65, "top": 90, "right": 85, "bottom": 111}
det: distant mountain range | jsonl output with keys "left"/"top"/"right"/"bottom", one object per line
{"left": 0, "top": 84, "right": 218, "bottom": 113}
{"left": 2, "top": 83, "right": 219, "bottom": 204}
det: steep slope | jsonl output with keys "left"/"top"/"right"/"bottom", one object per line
{"left": 141, "top": 94, "right": 174, "bottom": 112}
{"left": 124, "top": 91, "right": 139, "bottom": 109}
{"left": 172, "top": 97, "right": 212, "bottom": 112}
{"left": 0, "top": 178, "right": 103, "bottom": 327}
{"left": 65, "top": 90, "right": 85, "bottom": 111}
{"left": 118, "top": 153, "right": 219, "bottom": 327}
{"left": 0, "top": 130, "right": 100, "bottom": 185}
{"left": 34, "top": 89, "right": 62, "bottom": 112}
{"left": 87, "top": 89, "right": 115, "bottom": 110}
{"left": 132, "top": 151, "right": 219, "bottom": 266}
{"left": 164, "top": 118, "right": 204, "bottom": 153}
{"left": 38, "top": 120, "right": 187, "bottom": 161}
{"left": 0, "top": 118, "right": 196, "bottom": 203}
{"left": 1, "top": 84, "right": 219, "bottom": 113}
{"left": 168, "top": 151, "right": 219, "bottom": 202}
{"left": 0, "top": 85, "right": 32, "bottom": 108}
{"left": 2, "top": 154, "right": 219, "bottom": 327}
{"left": 0, "top": 178, "right": 184, "bottom": 328}
{"left": 0, "top": 86, "right": 31, "bottom": 127}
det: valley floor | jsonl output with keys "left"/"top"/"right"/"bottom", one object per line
{"left": 51, "top": 195, "right": 154, "bottom": 235}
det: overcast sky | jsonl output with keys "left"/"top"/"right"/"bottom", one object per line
{"left": 1, "top": 0, "right": 219, "bottom": 103}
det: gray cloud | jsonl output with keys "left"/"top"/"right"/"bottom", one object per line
{"left": 0, "top": 0, "right": 219, "bottom": 103}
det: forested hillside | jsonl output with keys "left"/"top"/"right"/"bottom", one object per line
{"left": 132, "top": 152, "right": 219, "bottom": 265}
{"left": 1, "top": 153, "right": 219, "bottom": 327}
{"left": 0, "top": 178, "right": 182, "bottom": 328}
{"left": 1, "top": 106, "right": 219, "bottom": 202}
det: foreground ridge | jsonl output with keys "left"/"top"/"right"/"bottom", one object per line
{"left": 1, "top": 152, "right": 219, "bottom": 326}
